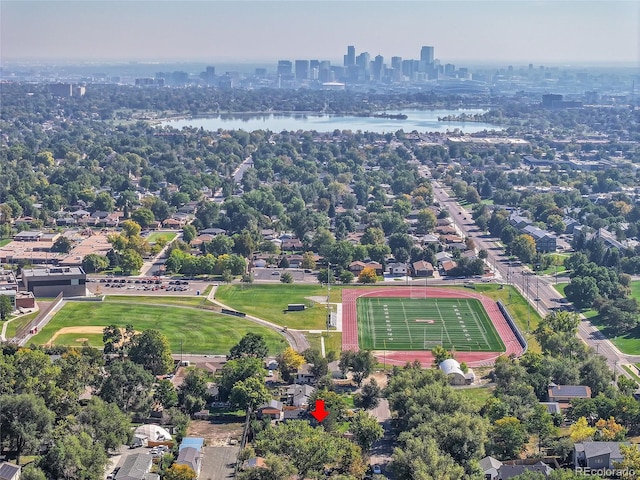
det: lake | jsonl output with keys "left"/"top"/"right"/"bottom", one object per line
{"left": 160, "top": 109, "right": 500, "bottom": 133}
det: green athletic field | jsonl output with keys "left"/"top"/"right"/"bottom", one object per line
{"left": 357, "top": 297, "right": 504, "bottom": 352}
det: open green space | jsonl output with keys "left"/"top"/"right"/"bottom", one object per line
{"left": 554, "top": 282, "right": 640, "bottom": 354}
{"left": 457, "top": 385, "right": 495, "bottom": 408}
{"left": 0, "top": 239, "right": 11, "bottom": 247}
{"left": 105, "top": 295, "right": 215, "bottom": 309}
{"left": 475, "top": 284, "right": 542, "bottom": 353}
{"left": 306, "top": 332, "right": 342, "bottom": 357}
{"left": 5, "top": 311, "right": 39, "bottom": 339}
{"left": 622, "top": 365, "right": 640, "bottom": 384}
{"left": 30, "top": 301, "right": 287, "bottom": 355}
{"left": 146, "top": 232, "right": 177, "bottom": 244}
{"left": 215, "top": 284, "right": 343, "bottom": 330}
{"left": 357, "top": 297, "right": 504, "bottom": 352}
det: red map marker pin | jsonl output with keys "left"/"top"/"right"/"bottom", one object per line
{"left": 310, "top": 399, "right": 329, "bottom": 422}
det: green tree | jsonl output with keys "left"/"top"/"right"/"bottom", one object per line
{"left": 229, "top": 333, "right": 269, "bottom": 360}
{"left": 354, "top": 378, "right": 381, "bottom": 410}
{"left": 130, "top": 208, "right": 155, "bottom": 228}
{"left": 301, "top": 251, "right": 316, "bottom": 270}
{"left": 565, "top": 276, "right": 599, "bottom": 310}
{"left": 218, "top": 357, "right": 266, "bottom": 400}
{"left": 77, "top": 397, "right": 132, "bottom": 452}
{"left": 229, "top": 376, "right": 271, "bottom": 410}
{"left": 236, "top": 454, "right": 298, "bottom": 480}
{"left": 182, "top": 224, "right": 197, "bottom": 243}
{"left": 178, "top": 368, "right": 209, "bottom": 408}
{"left": 526, "top": 403, "right": 557, "bottom": 453}
{"left": 42, "top": 431, "right": 108, "bottom": 480}
{"left": 99, "top": 361, "right": 154, "bottom": 413}
{"left": 350, "top": 410, "right": 384, "bottom": 451}
{"left": 490, "top": 416, "right": 528, "bottom": 460}
{"left": 432, "top": 345, "right": 453, "bottom": 366}
{"left": 392, "top": 436, "right": 465, "bottom": 480}
{"left": 128, "top": 329, "right": 174, "bottom": 375}
{"left": 0, "top": 295, "right": 12, "bottom": 320}
{"left": 19, "top": 465, "right": 46, "bottom": 480}
{"left": 51, "top": 236, "right": 73, "bottom": 253}
{"left": 0, "top": 393, "right": 55, "bottom": 463}
{"left": 81, "top": 253, "right": 109, "bottom": 273}
{"left": 339, "top": 270, "right": 354, "bottom": 284}
{"left": 121, "top": 248, "right": 143, "bottom": 274}
{"left": 512, "top": 234, "right": 537, "bottom": 264}
{"left": 280, "top": 272, "right": 294, "bottom": 283}
{"left": 94, "top": 192, "right": 115, "bottom": 212}
{"left": 155, "top": 379, "right": 178, "bottom": 408}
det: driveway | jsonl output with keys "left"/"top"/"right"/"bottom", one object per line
{"left": 199, "top": 445, "right": 240, "bottom": 480}
{"left": 369, "top": 398, "right": 394, "bottom": 477}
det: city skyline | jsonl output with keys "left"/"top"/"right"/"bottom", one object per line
{"left": 1, "top": 1, "right": 639, "bottom": 66}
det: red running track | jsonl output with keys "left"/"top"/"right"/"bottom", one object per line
{"left": 341, "top": 287, "right": 524, "bottom": 367}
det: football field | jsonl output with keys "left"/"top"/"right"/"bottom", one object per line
{"left": 357, "top": 296, "right": 504, "bottom": 352}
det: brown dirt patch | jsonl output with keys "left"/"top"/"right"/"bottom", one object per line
{"left": 187, "top": 418, "right": 244, "bottom": 447}
{"left": 75, "top": 337, "right": 89, "bottom": 342}
{"left": 46, "top": 326, "right": 138, "bottom": 346}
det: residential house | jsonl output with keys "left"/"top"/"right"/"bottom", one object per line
{"left": 364, "top": 261, "right": 384, "bottom": 276}
{"left": 509, "top": 213, "right": 532, "bottom": 230}
{"left": 498, "top": 462, "right": 552, "bottom": 479}
{"left": 348, "top": 261, "right": 367, "bottom": 275}
{"left": 441, "top": 260, "right": 458, "bottom": 276}
{"left": 547, "top": 385, "right": 591, "bottom": 409}
{"left": 412, "top": 260, "right": 434, "bottom": 277}
{"left": 0, "top": 463, "right": 21, "bottom": 480}
{"left": 162, "top": 218, "right": 185, "bottom": 229}
{"left": 540, "top": 402, "right": 561, "bottom": 415}
{"left": 116, "top": 453, "right": 153, "bottom": 480}
{"left": 176, "top": 447, "right": 201, "bottom": 476}
{"left": 285, "top": 384, "right": 315, "bottom": 407}
{"left": 244, "top": 457, "right": 268, "bottom": 469}
{"left": 435, "top": 251, "right": 452, "bottom": 265}
{"left": 295, "top": 364, "right": 316, "bottom": 384}
{"left": 479, "top": 456, "right": 502, "bottom": 480}
{"left": 257, "top": 400, "right": 284, "bottom": 421}
{"left": 574, "top": 442, "right": 636, "bottom": 470}
{"left": 387, "top": 263, "right": 409, "bottom": 276}
{"left": 421, "top": 233, "right": 440, "bottom": 244}
{"left": 282, "top": 406, "right": 306, "bottom": 422}
{"left": 281, "top": 238, "right": 303, "bottom": 251}
{"left": 286, "top": 254, "right": 304, "bottom": 269}
{"left": 200, "top": 228, "right": 226, "bottom": 236}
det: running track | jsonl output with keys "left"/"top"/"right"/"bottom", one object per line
{"left": 342, "top": 287, "right": 524, "bottom": 367}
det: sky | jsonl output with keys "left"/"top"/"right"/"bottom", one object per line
{"left": 1, "top": 0, "right": 639, "bottom": 66}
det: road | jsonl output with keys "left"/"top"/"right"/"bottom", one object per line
{"left": 431, "top": 179, "right": 639, "bottom": 375}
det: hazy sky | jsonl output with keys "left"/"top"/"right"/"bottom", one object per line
{"left": 2, "top": 0, "right": 639, "bottom": 65}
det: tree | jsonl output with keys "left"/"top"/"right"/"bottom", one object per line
{"left": 221, "top": 269, "right": 234, "bottom": 283}
{"left": 128, "top": 329, "right": 173, "bottom": 375}
{"left": 99, "top": 360, "right": 154, "bottom": 413}
{"left": 339, "top": 270, "right": 354, "bottom": 284}
{"left": 120, "top": 219, "right": 142, "bottom": 238}
{"left": 432, "top": 345, "right": 453, "bottom": 366}
{"left": 301, "top": 251, "right": 316, "bottom": 270}
{"left": 218, "top": 357, "right": 266, "bottom": 400}
{"left": 77, "top": 397, "right": 132, "bottom": 452}
{"left": 121, "top": 248, "right": 143, "bottom": 275}
{"left": 182, "top": 224, "right": 197, "bottom": 244}
{"left": 178, "top": 368, "right": 209, "bottom": 411}
{"left": 131, "top": 208, "right": 155, "bottom": 228}
{"left": 236, "top": 454, "right": 298, "bottom": 480}
{"left": 569, "top": 416, "right": 596, "bottom": 443}
{"left": 350, "top": 410, "right": 384, "bottom": 451}
{"left": 0, "top": 295, "right": 12, "bottom": 320}
{"left": 163, "top": 464, "right": 197, "bottom": 480}
{"left": 230, "top": 376, "right": 271, "bottom": 410}
{"left": 51, "top": 236, "right": 72, "bottom": 253}
{"left": 526, "top": 403, "right": 557, "bottom": 453}
{"left": 0, "top": 393, "right": 55, "bottom": 463}
{"left": 19, "top": 465, "right": 46, "bottom": 480}
{"left": 416, "top": 208, "right": 437, "bottom": 234}
{"left": 155, "top": 379, "right": 178, "bottom": 408}
{"left": 615, "top": 444, "right": 640, "bottom": 479}
{"left": 595, "top": 416, "right": 627, "bottom": 441}
{"left": 565, "top": 276, "right": 599, "bottom": 310}
{"left": 276, "top": 348, "right": 305, "bottom": 383}
{"left": 512, "top": 234, "right": 537, "bottom": 264}
{"left": 342, "top": 350, "right": 375, "bottom": 386}
{"left": 358, "top": 266, "right": 377, "bottom": 284}
{"left": 354, "top": 378, "right": 381, "bottom": 410}
{"left": 490, "top": 417, "right": 528, "bottom": 460}
{"left": 94, "top": 192, "right": 115, "bottom": 212}
{"left": 392, "top": 436, "right": 465, "bottom": 480}
{"left": 82, "top": 253, "right": 109, "bottom": 273}
{"left": 478, "top": 249, "right": 488, "bottom": 260}
{"left": 229, "top": 333, "right": 269, "bottom": 360}
{"left": 42, "top": 431, "right": 109, "bottom": 480}
{"left": 280, "top": 272, "right": 294, "bottom": 283}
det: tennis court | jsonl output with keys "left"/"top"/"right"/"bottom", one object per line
{"left": 357, "top": 296, "right": 504, "bottom": 352}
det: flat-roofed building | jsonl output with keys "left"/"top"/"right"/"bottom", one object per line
{"left": 22, "top": 266, "right": 87, "bottom": 298}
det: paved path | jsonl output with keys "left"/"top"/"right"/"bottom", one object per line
{"left": 209, "top": 285, "right": 310, "bottom": 352}
{"left": 369, "top": 398, "right": 394, "bottom": 476}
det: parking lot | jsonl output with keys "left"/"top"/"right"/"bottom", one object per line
{"left": 251, "top": 268, "right": 317, "bottom": 282}
{"left": 87, "top": 277, "right": 210, "bottom": 296}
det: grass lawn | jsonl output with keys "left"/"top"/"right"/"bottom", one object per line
{"left": 457, "top": 385, "right": 494, "bottom": 408}
{"left": 215, "top": 284, "right": 343, "bottom": 330}
{"left": 475, "top": 284, "right": 542, "bottom": 353}
{"left": 5, "top": 311, "right": 39, "bottom": 339}
{"left": 105, "top": 295, "right": 216, "bottom": 309}
{"left": 306, "top": 332, "right": 342, "bottom": 357}
{"left": 30, "top": 301, "right": 287, "bottom": 355}
{"left": 555, "top": 282, "right": 640, "bottom": 354}
{"left": 0, "top": 239, "right": 11, "bottom": 247}
{"left": 357, "top": 297, "right": 504, "bottom": 352}
{"left": 622, "top": 365, "right": 640, "bottom": 383}
{"left": 147, "top": 232, "right": 177, "bottom": 244}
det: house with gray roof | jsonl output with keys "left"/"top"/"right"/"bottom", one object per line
{"left": 479, "top": 456, "right": 502, "bottom": 480}
{"left": 177, "top": 446, "right": 201, "bottom": 476}
{"left": 547, "top": 384, "right": 591, "bottom": 409}
{"left": 499, "top": 461, "right": 552, "bottom": 479}
{"left": 285, "top": 384, "right": 315, "bottom": 407}
{"left": 116, "top": 453, "right": 152, "bottom": 480}
{"left": 0, "top": 463, "right": 21, "bottom": 480}
{"left": 574, "top": 441, "right": 636, "bottom": 470}
{"left": 522, "top": 225, "right": 557, "bottom": 253}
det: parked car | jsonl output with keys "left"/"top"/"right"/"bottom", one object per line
{"left": 373, "top": 465, "right": 382, "bottom": 474}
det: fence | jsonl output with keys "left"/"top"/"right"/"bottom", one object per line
{"left": 221, "top": 308, "right": 246, "bottom": 318}
{"left": 12, "top": 292, "right": 64, "bottom": 344}
{"left": 497, "top": 300, "right": 528, "bottom": 353}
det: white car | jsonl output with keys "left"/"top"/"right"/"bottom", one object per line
{"left": 267, "top": 370, "right": 274, "bottom": 377}
{"left": 372, "top": 465, "right": 382, "bottom": 474}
